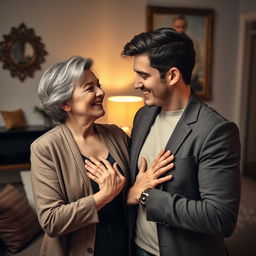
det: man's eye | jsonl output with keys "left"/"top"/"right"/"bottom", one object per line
{"left": 141, "top": 74, "right": 148, "bottom": 79}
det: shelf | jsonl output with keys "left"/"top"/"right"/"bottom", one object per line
{"left": 0, "top": 125, "right": 49, "bottom": 167}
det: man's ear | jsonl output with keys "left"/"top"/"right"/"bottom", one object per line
{"left": 166, "top": 67, "right": 180, "bottom": 86}
{"left": 61, "top": 102, "right": 71, "bottom": 112}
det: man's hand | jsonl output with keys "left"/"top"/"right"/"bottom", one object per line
{"left": 127, "top": 150, "right": 174, "bottom": 205}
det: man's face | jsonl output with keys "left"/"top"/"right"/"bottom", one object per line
{"left": 173, "top": 18, "right": 187, "bottom": 33}
{"left": 133, "top": 54, "right": 171, "bottom": 109}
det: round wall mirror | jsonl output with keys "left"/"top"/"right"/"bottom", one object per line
{"left": 0, "top": 23, "right": 47, "bottom": 81}
{"left": 10, "top": 40, "right": 36, "bottom": 66}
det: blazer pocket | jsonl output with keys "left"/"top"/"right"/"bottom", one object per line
{"left": 163, "top": 156, "right": 201, "bottom": 199}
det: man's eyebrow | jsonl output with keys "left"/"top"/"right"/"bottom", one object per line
{"left": 134, "top": 70, "right": 149, "bottom": 76}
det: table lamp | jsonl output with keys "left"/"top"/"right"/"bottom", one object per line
{"left": 107, "top": 96, "right": 144, "bottom": 134}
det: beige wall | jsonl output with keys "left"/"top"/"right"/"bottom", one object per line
{"left": 0, "top": 0, "right": 255, "bottom": 127}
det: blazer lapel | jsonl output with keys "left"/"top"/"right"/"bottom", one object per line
{"left": 165, "top": 92, "right": 202, "bottom": 155}
{"left": 61, "top": 124, "right": 93, "bottom": 193}
{"left": 165, "top": 121, "right": 191, "bottom": 155}
{"left": 130, "top": 106, "right": 161, "bottom": 183}
{"left": 130, "top": 93, "right": 202, "bottom": 183}
{"left": 156, "top": 93, "right": 202, "bottom": 190}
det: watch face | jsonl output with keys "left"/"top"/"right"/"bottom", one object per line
{"left": 140, "top": 194, "right": 147, "bottom": 205}
{"left": 139, "top": 188, "right": 152, "bottom": 206}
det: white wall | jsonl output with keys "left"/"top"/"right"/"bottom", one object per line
{"left": 0, "top": 0, "right": 253, "bottom": 127}
{"left": 147, "top": 0, "right": 240, "bottom": 121}
{"left": 0, "top": 0, "right": 146, "bottom": 126}
{"left": 239, "top": 0, "right": 256, "bottom": 14}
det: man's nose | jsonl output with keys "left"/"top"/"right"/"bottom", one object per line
{"left": 134, "top": 77, "right": 143, "bottom": 89}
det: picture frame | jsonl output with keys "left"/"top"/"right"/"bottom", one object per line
{"left": 147, "top": 6, "right": 214, "bottom": 100}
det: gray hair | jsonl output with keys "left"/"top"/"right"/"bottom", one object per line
{"left": 38, "top": 56, "right": 93, "bottom": 122}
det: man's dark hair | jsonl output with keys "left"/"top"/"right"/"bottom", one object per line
{"left": 121, "top": 27, "right": 195, "bottom": 84}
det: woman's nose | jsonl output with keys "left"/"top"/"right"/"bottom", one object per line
{"left": 96, "top": 86, "right": 105, "bottom": 96}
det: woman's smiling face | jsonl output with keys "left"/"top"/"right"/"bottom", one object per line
{"left": 65, "top": 70, "right": 105, "bottom": 121}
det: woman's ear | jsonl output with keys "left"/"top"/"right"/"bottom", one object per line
{"left": 166, "top": 67, "right": 180, "bottom": 86}
{"left": 61, "top": 102, "right": 71, "bottom": 112}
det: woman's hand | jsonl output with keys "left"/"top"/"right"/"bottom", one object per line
{"left": 127, "top": 150, "right": 174, "bottom": 205}
{"left": 85, "top": 156, "right": 126, "bottom": 210}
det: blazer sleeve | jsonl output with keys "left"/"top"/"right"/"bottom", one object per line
{"left": 146, "top": 121, "right": 241, "bottom": 237}
{"left": 30, "top": 140, "right": 99, "bottom": 237}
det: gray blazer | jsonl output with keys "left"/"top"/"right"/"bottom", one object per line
{"left": 129, "top": 93, "right": 241, "bottom": 256}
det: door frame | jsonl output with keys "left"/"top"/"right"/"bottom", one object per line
{"left": 234, "top": 12, "right": 256, "bottom": 174}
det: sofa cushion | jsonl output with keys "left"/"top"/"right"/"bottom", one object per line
{"left": 0, "top": 109, "right": 27, "bottom": 130}
{"left": 0, "top": 184, "right": 42, "bottom": 253}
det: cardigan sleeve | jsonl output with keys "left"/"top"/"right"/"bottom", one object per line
{"left": 30, "top": 140, "right": 99, "bottom": 237}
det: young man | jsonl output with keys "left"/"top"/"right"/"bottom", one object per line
{"left": 122, "top": 27, "right": 241, "bottom": 256}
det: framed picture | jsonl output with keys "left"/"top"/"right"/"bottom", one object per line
{"left": 147, "top": 6, "right": 214, "bottom": 100}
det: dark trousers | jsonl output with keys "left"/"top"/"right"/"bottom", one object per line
{"left": 134, "top": 243, "right": 156, "bottom": 256}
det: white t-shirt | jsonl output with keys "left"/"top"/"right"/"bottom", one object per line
{"left": 134, "top": 108, "right": 184, "bottom": 255}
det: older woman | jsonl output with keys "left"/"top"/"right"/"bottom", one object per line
{"left": 31, "top": 56, "right": 174, "bottom": 256}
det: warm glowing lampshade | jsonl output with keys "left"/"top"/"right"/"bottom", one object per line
{"left": 107, "top": 96, "right": 144, "bottom": 134}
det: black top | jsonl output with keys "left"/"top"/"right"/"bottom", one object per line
{"left": 81, "top": 153, "right": 125, "bottom": 227}
{"left": 82, "top": 153, "right": 128, "bottom": 256}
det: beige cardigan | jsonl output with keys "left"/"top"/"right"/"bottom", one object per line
{"left": 30, "top": 123, "right": 130, "bottom": 256}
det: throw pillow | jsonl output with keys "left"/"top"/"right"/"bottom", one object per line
{"left": 0, "top": 109, "right": 27, "bottom": 130}
{"left": 0, "top": 184, "right": 42, "bottom": 253}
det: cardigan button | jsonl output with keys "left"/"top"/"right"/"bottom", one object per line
{"left": 87, "top": 247, "right": 93, "bottom": 254}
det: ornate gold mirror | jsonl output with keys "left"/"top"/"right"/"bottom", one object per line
{"left": 0, "top": 23, "right": 47, "bottom": 81}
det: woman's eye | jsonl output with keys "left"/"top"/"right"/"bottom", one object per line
{"left": 86, "top": 87, "right": 94, "bottom": 91}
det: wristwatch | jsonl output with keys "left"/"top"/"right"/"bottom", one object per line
{"left": 139, "top": 188, "right": 152, "bottom": 206}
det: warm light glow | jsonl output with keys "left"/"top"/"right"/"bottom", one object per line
{"left": 108, "top": 96, "right": 143, "bottom": 102}
{"left": 92, "top": 58, "right": 135, "bottom": 91}
{"left": 107, "top": 96, "right": 144, "bottom": 134}
{"left": 121, "top": 126, "right": 130, "bottom": 133}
